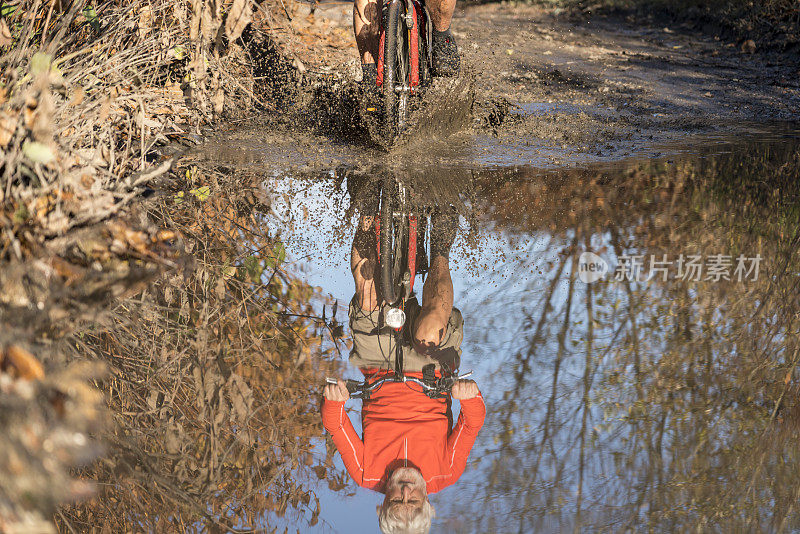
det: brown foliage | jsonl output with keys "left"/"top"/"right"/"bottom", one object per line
{"left": 0, "top": 1, "right": 336, "bottom": 529}
{"left": 0, "top": 346, "right": 107, "bottom": 534}
{"left": 56, "top": 162, "right": 346, "bottom": 532}
{"left": 0, "top": 0, "right": 290, "bottom": 259}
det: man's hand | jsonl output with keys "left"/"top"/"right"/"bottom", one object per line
{"left": 451, "top": 379, "right": 479, "bottom": 400}
{"left": 324, "top": 379, "right": 351, "bottom": 402}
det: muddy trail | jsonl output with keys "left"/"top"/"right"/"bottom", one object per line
{"left": 239, "top": 0, "right": 800, "bottom": 164}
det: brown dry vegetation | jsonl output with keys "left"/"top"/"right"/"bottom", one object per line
{"left": 0, "top": 1, "right": 344, "bottom": 531}
{"left": 54, "top": 164, "right": 348, "bottom": 532}
{"left": 0, "top": 0, "right": 296, "bottom": 253}
{"left": 1, "top": 157, "right": 350, "bottom": 531}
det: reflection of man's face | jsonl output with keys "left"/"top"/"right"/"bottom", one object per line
{"left": 379, "top": 467, "right": 427, "bottom": 519}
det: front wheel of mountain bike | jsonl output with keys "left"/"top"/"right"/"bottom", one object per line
{"left": 383, "top": 0, "right": 412, "bottom": 144}
{"left": 380, "top": 178, "right": 396, "bottom": 304}
{"left": 379, "top": 177, "right": 409, "bottom": 306}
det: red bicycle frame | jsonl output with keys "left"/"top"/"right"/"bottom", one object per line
{"left": 374, "top": 214, "right": 419, "bottom": 296}
{"left": 376, "top": 0, "right": 428, "bottom": 95}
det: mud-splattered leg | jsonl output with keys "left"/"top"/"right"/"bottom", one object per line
{"left": 414, "top": 208, "right": 457, "bottom": 348}
{"left": 352, "top": 216, "right": 378, "bottom": 311}
{"left": 354, "top": 0, "right": 380, "bottom": 64}
{"left": 426, "top": 0, "right": 457, "bottom": 31}
{"left": 413, "top": 254, "right": 454, "bottom": 349}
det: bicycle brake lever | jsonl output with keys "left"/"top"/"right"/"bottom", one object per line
{"left": 345, "top": 379, "right": 362, "bottom": 394}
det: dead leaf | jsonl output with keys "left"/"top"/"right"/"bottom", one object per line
{"left": 156, "top": 230, "right": 177, "bottom": 241}
{"left": 214, "top": 277, "right": 226, "bottom": 299}
{"left": 200, "top": 1, "right": 219, "bottom": 42}
{"left": 213, "top": 87, "right": 224, "bottom": 115}
{"left": 190, "top": 0, "right": 202, "bottom": 41}
{"left": 70, "top": 87, "right": 85, "bottom": 107}
{"left": 225, "top": 0, "right": 252, "bottom": 41}
{"left": 0, "top": 19, "right": 12, "bottom": 47}
{"left": 22, "top": 141, "right": 55, "bottom": 164}
{"left": 49, "top": 256, "right": 86, "bottom": 285}
{"left": 742, "top": 39, "right": 756, "bottom": 54}
{"left": 23, "top": 96, "right": 38, "bottom": 127}
{"left": 0, "top": 112, "right": 17, "bottom": 148}
{"left": 98, "top": 97, "right": 111, "bottom": 122}
{"left": 313, "top": 465, "right": 327, "bottom": 479}
{"left": 34, "top": 193, "right": 55, "bottom": 219}
{"left": 2, "top": 345, "right": 45, "bottom": 380}
{"left": 108, "top": 222, "right": 150, "bottom": 255}
{"left": 138, "top": 5, "right": 153, "bottom": 38}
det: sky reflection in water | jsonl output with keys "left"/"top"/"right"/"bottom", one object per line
{"left": 272, "top": 133, "right": 800, "bottom": 533}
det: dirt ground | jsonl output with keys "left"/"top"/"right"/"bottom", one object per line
{"left": 267, "top": 0, "right": 800, "bottom": 157}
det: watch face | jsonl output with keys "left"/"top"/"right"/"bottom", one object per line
{"left": 385, "top": 307, "right": 406, "bottom": 329}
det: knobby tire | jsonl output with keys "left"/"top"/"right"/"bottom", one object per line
{"left": 380, "top": 178, "right": 396, "bottom": 305}
{"left": 383, "top": 0, "right": 401, "bottom": 142}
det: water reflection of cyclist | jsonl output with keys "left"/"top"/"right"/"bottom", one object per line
{"left": 321, "top": 207, "right": 485, "bottom": 533}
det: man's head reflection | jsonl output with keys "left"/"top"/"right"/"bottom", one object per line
{"left": 378, "top": 467, "right": 434, "bottom": 532}
{"left": 321, "top": 180, "right": 485, "bottom": 533}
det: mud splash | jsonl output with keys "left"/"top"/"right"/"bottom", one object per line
{"left": 277, "top": 0, "right": 800, "bottom": 158}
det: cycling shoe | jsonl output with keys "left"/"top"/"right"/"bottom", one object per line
{"left": 431, "top": 29, "right": 461, "bottom": 77}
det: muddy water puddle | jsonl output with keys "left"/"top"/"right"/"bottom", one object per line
{"left": 239, "top": 129, "right": 800, "bottom": 532}
{"left": 201, "top": 115, "right": 800, "bottom": 174}
{"left": 7, "top": 127, "right": 799, "bottom": 532}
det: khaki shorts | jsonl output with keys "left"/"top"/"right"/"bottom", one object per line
{"left": 349, "top": 296, "right": 464, "bottom": 372}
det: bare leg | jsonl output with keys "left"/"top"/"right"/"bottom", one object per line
{"left": 354, "top": 0, "right": 380, "bottom": 64}
{"left": 426, "top": 0, "right": 457, "bottom": 31}
{"left": 352, "top": 216, "right": 378, "bottom": 311}
{"left": 413, "top": 255, "right": 454, "bottom": 348}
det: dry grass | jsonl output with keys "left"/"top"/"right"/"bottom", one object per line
{"left": 0, "top": 0, "right": 293, "bottom": 258}
{"left": 55, "top": 163, "right": 348, "bottom": 531}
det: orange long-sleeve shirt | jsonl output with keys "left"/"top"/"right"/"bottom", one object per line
{"left": 321, "top": 379, "right": 486, "bottom": 494}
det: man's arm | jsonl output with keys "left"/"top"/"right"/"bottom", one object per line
{"left": 443, "top": 381, "right": 486, "bottom": 488}
{"left": 321, "top": 381, "right": 365, "bottom": 486}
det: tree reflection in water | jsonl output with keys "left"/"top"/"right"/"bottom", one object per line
{"left": 435, "top": 139, "right": 800, "bottom": 532}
